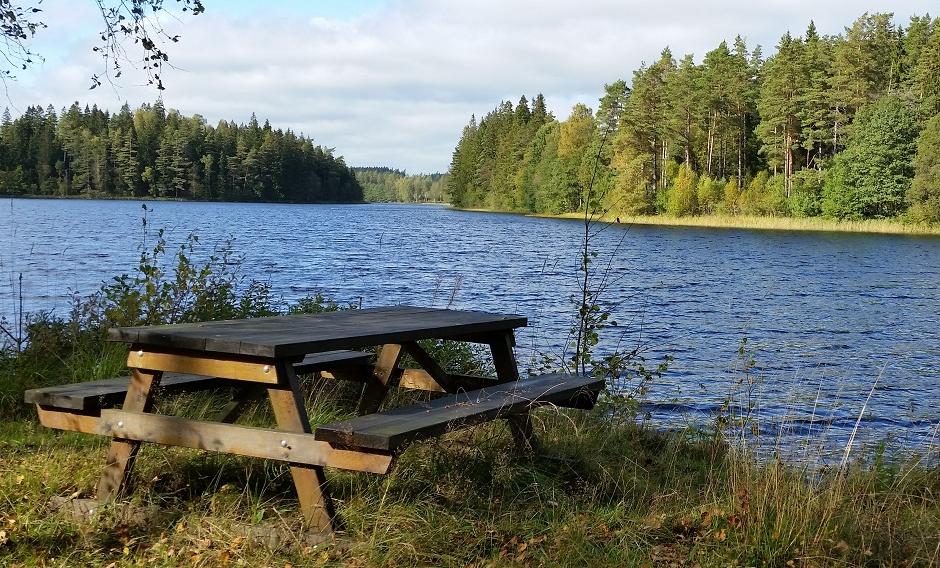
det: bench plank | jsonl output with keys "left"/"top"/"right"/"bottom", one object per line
{"left": 315, "top": 373, "right": 604, "bottom": 452}
{"left": 24, "top": 373, "right": 223, "bottom": 411}
{"left": 294, "top": 350, "right": 373, "bottom": 374}
{"left": 24, "top": 350, "right": 372, "bottom": 411}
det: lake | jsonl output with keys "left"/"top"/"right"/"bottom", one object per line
{"left": 2, "top": 198, "right": 938, "bottom": 458}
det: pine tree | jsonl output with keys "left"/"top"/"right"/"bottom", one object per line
{"left": 757, "top": 32, "right": 806, "bottom": 196}
{"left": 557, "top": 103, "right": 595, "bottom": 211}
{"left": 909, "top": 113, "right": 940, "bottom": 222}
{"left": 900, "top": 15, "right": 936, "bottom": 89}
{"left": 913, "top": 22, "right": 940, "bottom": 118}
{"left": 623, "top": 48, "right": 676, "bottom": 193}
{"left": 829, "top": 13, "right": 901, "bottom": 144}
{"left": 798, "top": 22, "right": 835, "bottom": 167}
{"left": 596, "top": 80, "right": 630, "bottom": 135}
{"left": 667, "top": 54, "right": 702, "bottom": 170}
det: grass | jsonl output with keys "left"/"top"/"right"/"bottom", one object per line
{"left": 456, "top": 207, "right": 940, "bottom": 236}
{"left": 2, "top": 376, "right": 939, "bottom": 567}
{"left": 2, "top": 225, "right": 938, "bottom": 566}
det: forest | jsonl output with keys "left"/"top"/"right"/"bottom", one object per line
{"left": 447, "top": 13, "right": 940, "bottom": 222}
{"left": 352, "top": 167, "right": 449, "bottom": 203}
{"left": 0, "top": 101, "right": 363, "bottom": 203}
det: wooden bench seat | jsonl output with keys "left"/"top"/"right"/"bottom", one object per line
{"left": 314, "top": 373, "right": 604, "bottom": 452}
{"left": 293, "top": 349, "right": 373, "bottom": 374}
{"left": 24, "top": 350, "right": 373, "bottom": 412}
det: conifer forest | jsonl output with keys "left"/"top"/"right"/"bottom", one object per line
{"left": 0, "top": 101, "right": 362, "bottom": 203}
{"left": 447, "top": 13, "right": 940, "bottom": 222}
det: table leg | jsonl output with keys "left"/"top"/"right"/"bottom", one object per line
{"left": 269, "top": 362, "right": 336, "bottom": 533}
{"left": 217, "top": 386, "right": 264, "bottom": 424}
{"left": 488, "top": 332, "right": 540, "bottom": 453}
{"left": 96, "top": 368, "right": 163, "bottom": 501}
{"left": 357, "top": 343, "right": 404, "bottom": 415}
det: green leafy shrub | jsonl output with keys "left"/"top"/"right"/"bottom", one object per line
{"left": 98, "top": 229, "right": 277, "bottom": 327}
{"left": 666, "top": 165, "right": 698, "bottom": 216}
{"left": 822, "top": 95, "right": 920, "bottom": 219}
{"left": 0, "top": 229, "right": 349, "bottom": 416}
{"left": 788, "top": 169, "right": 824, "bottom": 217}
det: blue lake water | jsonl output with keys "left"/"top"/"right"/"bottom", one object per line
{"left": 2, "top": 198, "right": 938, "bottom": 458}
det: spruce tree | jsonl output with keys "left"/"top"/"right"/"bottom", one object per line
{"left": 757, "top": 32, "right": 806, "bottom": 196}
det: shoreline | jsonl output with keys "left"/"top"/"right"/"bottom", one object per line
{"left": 2, "top": 194, "right": 449, "bottom": 206}
{"left": 453, "top": 207, "right": 940, "bottom": 236}
{"left": 1, "top": 193, "right": 370, "bottom": 205}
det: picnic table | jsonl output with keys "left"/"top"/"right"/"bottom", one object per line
{"left": 26, "top": 306, "right": 603, "bottom": 536}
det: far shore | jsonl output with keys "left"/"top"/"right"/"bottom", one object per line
{"left": 454, "top": 206, "right": 940, "bottom": 236}
{"left": 5, "top": 193, "right": 937, "bottom": 235}
{"left": 2, "top": 193, "right": 455, "bottom": 206}
{"left": 0, "top": 193, "right": 372, "bottom": 205}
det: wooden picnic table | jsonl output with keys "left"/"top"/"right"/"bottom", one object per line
{"left": 27, "top": 305, "right": 604, "bottom": 537}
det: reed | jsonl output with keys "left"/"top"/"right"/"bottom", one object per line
{"left": 461, "top": 207, "right": 940, "bottom": 236}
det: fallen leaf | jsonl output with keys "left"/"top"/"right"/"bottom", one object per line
{"left": 14, "top": 475, "right": 24, "bottom": 485}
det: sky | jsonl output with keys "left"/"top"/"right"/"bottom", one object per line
{"left": 2, "top": 0, "right": 936, "bottom": 173}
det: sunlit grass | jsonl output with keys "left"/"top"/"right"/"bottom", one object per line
{"left": 2, "top": 388, "right": 939, "bottom": 566}
{"left": 457, "top": 207, "right": 940, "bottom": 235}
{"left": 2, "top": 220, "right": 938, "bottom": 565}
{"left": 592, "top": 213, "right": 940, "bottom": 235}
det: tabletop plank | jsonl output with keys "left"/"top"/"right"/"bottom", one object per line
{"left": 108, "top": 306, "right": 527, "bottom": 358}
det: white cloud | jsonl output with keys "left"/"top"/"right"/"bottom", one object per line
{"left": 3, "top": 0, "right": 935, "bottom": 172}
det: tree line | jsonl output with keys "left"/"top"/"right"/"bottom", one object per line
{"left": 0, "top": 101, "right": 363, "bottom": 203}
{"left": 352, "top": 167, "right": 449, "bottom": 203}
{"left": 448, "top": 12, "right": 940, "bottom": 222}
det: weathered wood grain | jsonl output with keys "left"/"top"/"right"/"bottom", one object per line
{"left": 36, "top": 405, "right": 101, "bottom": 434}
{"left": 357, "top": 344, "right": 404, "bottom": 415}
{"left": 96, "top": 410, "right": 392, "bottom": 474}
{"left": 319, "top": 367, "right": 493, "bottom": 393}
{"left": 293, "top": 350, "right": 373, "bottom": 374}
{"left": 315, "top": 373, "right": 604, "bottom": 452}
{"left": 397, "top": 369, "right": 493, "bottom": 392}
{"left": 24, "top": 373, "right": 224, "bottom": 411}
{"left": 96, "top": 368, "right": 163, "bottom": 501}
{"left": 24, "top": 350, "right": 372, "bottom": 412}
{"left": 487, "top": 331, "right": 538, "bottom": 451}
{"left": 401, "top": 342, "right": 454, "bottom": 392}
{"left": 127, "top": 349, "right": 280, "bottom": 383}
{"left": 108, "top": 307, "right": 526, "bottom": 358}
{"left": 268, "top": 362, "right": 337, "bottom": 533}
